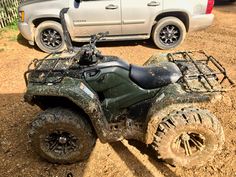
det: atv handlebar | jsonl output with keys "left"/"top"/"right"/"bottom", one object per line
{"left": 76, "top": 32, "right": 109, "bottom": 65}
{"left": 59, "top": 8, "right": 108, "bottom": 65}
{"left": 90, "top": 31, "right": 109, "bottom": 45}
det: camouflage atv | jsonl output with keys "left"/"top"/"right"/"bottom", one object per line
{"left": 24, "top": 9, "right": 235, "bottom": 168}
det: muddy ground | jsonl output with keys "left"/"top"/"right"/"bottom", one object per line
{"left": 0, "top": 3, "right": 236, "bottom": 177}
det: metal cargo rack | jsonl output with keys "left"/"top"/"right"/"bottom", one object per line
{"left": 24, "top": 52, "right": 79, "bottom": 85}
{"left": 167, "top": 50, "right": 235, "bottom": 93}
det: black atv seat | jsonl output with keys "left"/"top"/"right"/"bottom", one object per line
{"left": 130, "top": 62, "right": 182, "bottom": 89}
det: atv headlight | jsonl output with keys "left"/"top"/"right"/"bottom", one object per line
{"left": 18, "top": 11, "right": 25, "bottom": 22}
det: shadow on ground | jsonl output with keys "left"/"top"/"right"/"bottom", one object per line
{"left": 215, "top": 0, "right": 236, "bottom": 6}
{"left": 0, "top": 93, "right": 87, "bottom": 177}
{"left": 17, "top": 33, "right": 35, "bottom": 49}
{"left": 110, "top": 141, "right": 180, "bottom": 177}
{"left": 214, "top": 1, "right": 236, "bottom": 13}
{"left": 0, "top": 93, "right": 179, "bottom": 177}
{"left": 74, "top": 39, "right": 157, "bottom": 49}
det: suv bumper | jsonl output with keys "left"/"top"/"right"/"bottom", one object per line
{"left": 189, "top": 14, "right": 214, "bottom": 32}
{"left": 18, "top": 21, "right": 34, "bottom": 45}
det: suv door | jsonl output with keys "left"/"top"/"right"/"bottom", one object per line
{"left": 68, "top": 0, "right": 121, "bottom": 38}
{"left": 121, "top": 0, "right": 162, "bottom": 35}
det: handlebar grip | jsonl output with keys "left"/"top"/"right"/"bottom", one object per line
{"left": 75, "top": 49, "right": 86, "bottom": 61}
{"left": 92, "top": 31, "right": 109, "bottom": 42}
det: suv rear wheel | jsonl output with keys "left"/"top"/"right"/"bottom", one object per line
{"left": 152, "top": 17, "right": 186, "bottom": 50}
{"left": 35, "top": 21, "right": 66, "bottom": 53}
{"left": 29, "top": 107, "right": 96, "bottom": 164}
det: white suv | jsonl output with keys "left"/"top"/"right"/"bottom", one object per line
{"left": 18, "top": 0, "right": 215, "bottom": 53}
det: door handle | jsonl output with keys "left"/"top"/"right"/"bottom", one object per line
{"left": 105, "top": 4, "right": 118, "bottom": 10}
{"left": 147, "top": 1, "right": 160, "bottom": 6}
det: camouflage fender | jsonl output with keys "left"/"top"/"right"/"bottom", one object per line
{"left": 24, "top": 77, "right": 109, "bottom": 142}
{"left": 144, "top": 83, "right": 215, "bottom": 144}
{"left": 144, "top": 53, "right": 216, "bottom": 144}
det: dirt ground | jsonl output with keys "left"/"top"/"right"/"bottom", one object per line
{"left": 0, "top": 3, "right": 236, "bottom": 177}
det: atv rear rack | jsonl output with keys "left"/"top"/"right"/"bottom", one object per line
{"left": 167, "top": 50, "right": 235, "bottom": 93}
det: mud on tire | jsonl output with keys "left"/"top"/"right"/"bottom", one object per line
{"left": 151, "top": 108, "right": 224, "bottom": 168}
{"left": 29, "top": 107, "right": 96, "bottom": 164}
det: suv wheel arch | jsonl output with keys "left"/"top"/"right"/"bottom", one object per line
{"left": 153, "top": 11, "right": 190, "bottom": 32}
{"left": 32, "top": 17, "right": 61, "bottom": 28}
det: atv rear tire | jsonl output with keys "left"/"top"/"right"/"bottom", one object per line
{"left": 151, "top": 108, "right": 224, "bottom": 168}
{"left": 29, "top": 107, "right": 96, "bottom": 164}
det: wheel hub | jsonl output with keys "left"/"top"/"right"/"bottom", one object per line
{"left": 44, "top": 131, "right": 78, "bottom": 155}
{"left": 41, "top": 28, "right": 62, "bottom": 49}
{"left": 181, "top": 133, "right": 190, "bottom": 141}
{"left": 58, "top": 136, "right": 67, "bottom": 144}
{"left": 159, "top": 25, "right": 180, "bottom": 46}
{"left": 173, "top": 132, "right": 206, "bottom": 156}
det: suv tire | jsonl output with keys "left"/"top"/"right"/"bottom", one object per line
{"left": 35, "top": 21, "right": 66, "bottom": 53}
{"left": 29, "top": 107, "right": 96, "bottom": 164}
{"left": 152, "top": 17, "right": 186, "bottom": 50}
{"left": 151, "top": 108, "right": 224, "bottom": 168}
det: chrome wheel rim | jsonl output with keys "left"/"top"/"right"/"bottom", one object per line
{"left": 40, "top": 28, "right": 62, "bottom": 50}
{"left": 159, "top": 25, "right": 180, "bottom": 46}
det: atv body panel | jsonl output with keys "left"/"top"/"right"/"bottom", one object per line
{"left": 24, "top": 52, "right": 183, "bottom": 142}
{"left": 24, "top": 77, "right": 110, "bottom": 141}
{"left": 24, "top": 9, "right": 235, "bottom": 166}
{"left": 143, "top": 51, "right": 235, "bottom": 143}
{"left": 84, "top": 58, "right": 161, "bottom": 119}
{"left": 24, "top": 50, "right": 234, "bottom": 143}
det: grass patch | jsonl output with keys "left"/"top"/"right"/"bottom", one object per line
{"left": 0, "top": 20, "right": 18, "bottom": 37}
{"left": 0, "top": 20, "right": 19, "bottom": 41}
{"left": 5, "top": 20, "right": 18, "bottom": 31}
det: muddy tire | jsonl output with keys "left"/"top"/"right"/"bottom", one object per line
{"left": 152, "top": 17, "right": 186, "bottom": 50}
{"left": 151, "top": 108, "right": 224, "bottom": 168}
{"left": 29, "top": 107, "right": 96, "bottom": 164}
{"left": 35, "top": 21, "right": 66, "bottom": 53}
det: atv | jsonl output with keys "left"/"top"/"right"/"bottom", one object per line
{"left": 24, "top": 8, "right": 235, "bottom": 168}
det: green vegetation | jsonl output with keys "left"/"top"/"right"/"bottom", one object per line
{"left": 0, "top": 20, "right": 18, "bottom": 41}
{"left": 0, "top": 20, "right": 18, "bottom": 35}
{"left": 6, "top": 20, "right": 18, "bottom": 31}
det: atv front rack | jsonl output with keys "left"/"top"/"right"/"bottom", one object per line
{"left": 167, "top": 51, "right": 235, "bottom": 93}
{"left": 24, "top": 52, "right": 80, "bottom": 85}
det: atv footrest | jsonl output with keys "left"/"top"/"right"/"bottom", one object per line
{"left": 167, "top": 50, "right": 235, "bottom": 93}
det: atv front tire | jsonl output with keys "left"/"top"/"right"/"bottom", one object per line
{"left": 29, "top": 107, "right": 96, "bottom": 164}
{"left": 152, "top": 108, "right": 224, "bottom": 168}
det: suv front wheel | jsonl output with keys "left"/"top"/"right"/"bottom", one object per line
{"left": 35, "top": 21, "right": 66, "bottom": 53}
{"left": 152, "top": 17, "right": 186, "bottom": 50}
